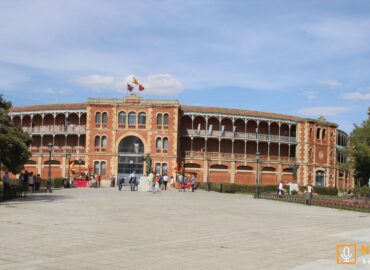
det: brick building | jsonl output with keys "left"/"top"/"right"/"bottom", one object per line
{"left": 8, "top": 94, "right": 353, "bottom": 189}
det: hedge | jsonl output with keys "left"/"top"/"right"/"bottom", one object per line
{"left": 197, "top": 182, "right": 339, "bottom": 196}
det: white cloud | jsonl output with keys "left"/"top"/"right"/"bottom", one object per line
{"left": 319, "top": 80, "right": 342, "bottom": 88}
{"left": 339, "top": 92, "right": 370, "bottom": 101}
{"left": 71, "top": 75, "right": 115, "bottom": 89}
{"left": 71, "top": 73, "right": 183, "bottom": 95}
{"left": 302, "top": 91, "right": 317, "bottom": 100}
{"left": 45, "top": 88, "right": 71, "bottom": 95}
{"left": 142, "top": 74, "right": 183, "bottom": 95}
{"left": 298, "top": 106, "right": 351, "bottom": 117}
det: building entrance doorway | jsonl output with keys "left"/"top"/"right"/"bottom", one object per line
{"left": 117, "top": 136, "right": 144, "bottom": 186}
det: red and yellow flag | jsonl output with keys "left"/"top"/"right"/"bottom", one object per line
{"left": 132, "top": 76, "right": 139, "bottom": 85}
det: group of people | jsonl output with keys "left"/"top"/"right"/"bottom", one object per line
{"left": 147, "top": 172, "right": 171, "bottom": 193}
{"left": 177, "top": 173, "right": 197, "bottom": 192}
{"left": 277, "top": 180, "right": 315, "bottom": 205}
{"left": 18, "top": 171, "right": 42, "bottom": 192}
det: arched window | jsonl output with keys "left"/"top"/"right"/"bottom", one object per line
{"left": 210, "top": 164, "right": 228, "bottom": 169}
{"left": 118, "top": 112, "right": 126, "bottom": 126}
{"left": 315, "top": 170, "right": 325, "bottom": 187}
{"left": 102, "top": 112, "right": 107, "bottom": 125}
{"left": 156, "top": 137, "right": 162, "bottom": 149}
{"left": 94, "top": 161, "right": 100, "bottom": 175}
{"left": 322, "top": 129, "right": 326, "bottom": 140}
{"left": 163, "top": 113, "right": 169, "bottom": 126}
{"left": 185, "top": 163, "right": 201, "bottom": 168}
{"left": 316, "top": 128, "right": 321, "bottom": 139}
{"left": 262, "top": 167, "right": 276, "bottom": 172}
{"left": 128, "top": 112, "right": 136, "bottom": 125}
{"left": 138, "top": 112, "right": 146, "bottom": 125}
{"left": 237, "top": 165, "right": 253, "bottom": 171}
{"left": 94, "top": 136, "right": 100, "bottom": 147}
{"left": 155, "top": 162, "right": 161, "bottom": 175}
{"left": 309, "top": 148, "right": 313, "bottom": 158}
{"left": 101, "top": 136, "right": 107, "bottom": 148}
{"left": 162, "top": 163, "right": 168, "bottom": 175}
{"left": 100, "top": 161, "right": 107, "bottom": 176}
{"left": 163, "top": 137, "right": 168, "bottom": 150}
{"left": 95, "top": 112, "right": 101, "bottom": 124}
{"left": 157, "top": 113, "right": 163, "bottom": 126}
{"left": 309, "top": 128, "right": 313, "bottom": 138}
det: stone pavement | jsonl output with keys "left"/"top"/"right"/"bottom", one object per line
{"left": 1, "top": 187, "right": 370, "bottom": 270}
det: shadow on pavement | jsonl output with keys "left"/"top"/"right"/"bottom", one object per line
{"left": 0, "top": 192, "right": 73, "bottom": 206}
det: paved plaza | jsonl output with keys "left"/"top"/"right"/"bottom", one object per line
{"left": 1, "top": 188, "right": 370, "bottom": 270}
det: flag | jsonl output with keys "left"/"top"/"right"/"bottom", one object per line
{"left": 132, "top": 76, "right": 139, "bottom": 85}
{"left": 127, "top": 83, "right": 134, "bottom": 92}
{"left": 138, "top": 83, "right": 145, "bottom": 91}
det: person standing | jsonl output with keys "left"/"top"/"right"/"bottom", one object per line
{"left": 28, "top": 172, "right": 34, "bottom": 192}
{"left": 2, "top": 170, "right": 10, "bottom": 190}
{"left": 191, "top": 174, "right": 196, "bottom": 192}
{"left": 306, "top": 184, "right": 314, "bottom": 205}
{"left": 162, "top": 174, "right": 168, "bottom": 190}
{"left": 97, "top": 174, "right": 101, "bottom": 187}
{"left": 277, "top": 181, "right": 284, "bottom": 197}
{"left": 148, "top": 171, "right": 154, "bottom": 192}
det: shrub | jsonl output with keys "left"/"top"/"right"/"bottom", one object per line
{"left": 312, "top": 186, "right": 338, "bottom": 196}
{"left": 39, "top": 178, "right": 65, "bottom": 188}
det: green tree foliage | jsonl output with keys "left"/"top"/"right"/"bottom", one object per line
{"left": 350, "top": 108, "right": 370, "bottom": 186}
{"left": 0, "top": 95, "right": 31, "bottom": 173}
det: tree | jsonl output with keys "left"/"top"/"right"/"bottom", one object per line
{"left": 350, "top": 108, "right": 370, "bottom": 186}
{"left": 0, "top": 95, "right": 31, "bottom": 173}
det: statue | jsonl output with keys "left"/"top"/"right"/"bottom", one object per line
{"left": 144, "top": 154, "right": 151, "bottom": 176}
{"left": 290, "top": 164, "right": 299, "bottom": 183}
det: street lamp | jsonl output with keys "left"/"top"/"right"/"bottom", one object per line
{"left": 47, "top": 143, "right": 53, "bottom": 193}
{"left": 255, "top": 151, "right": 260, "bottom": 198}
{"left": 78, "top": 159, "right": 82, "bottom": 176}
{"left": 66, "top": 151, "right": 71, "bottom": 186}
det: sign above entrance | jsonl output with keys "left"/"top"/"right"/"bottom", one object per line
{"left": 124, "top": 93, "right": 141, "bottom": 104}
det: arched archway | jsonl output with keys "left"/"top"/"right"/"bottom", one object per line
{"left": 117, "top": 136, "right": 144, "bottom": 185}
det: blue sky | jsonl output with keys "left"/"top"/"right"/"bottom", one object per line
{"left": 1, "top": 0, "right": 369, "bottom": 133}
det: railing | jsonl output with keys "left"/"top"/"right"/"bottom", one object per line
{"left": 258, "top": 193, "right": 370, "bottom": 213}
{"left": 183, "top": 151, "right": 292, "bottom": 161}
{"left": 182, "top": 129, "right": 296, "bottom": 143}
{"left": 0, "top": 186, "right": 25, "bottom": 202}
{"left": 30, "top": 147, "right": 85, "bottom": 155}
{"left": 22, "top": 125, "right": 86, "bottom": 134}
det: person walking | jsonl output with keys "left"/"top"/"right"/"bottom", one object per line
{"left": 129, "top": 171, "right": 136, "bottom": 191}
{"left": 2, "top": 170, "right": 10, "bottom": 190}
{"left": 118, "top": 176, "right": 125, "bottom": 191}
{"left": 191, "top": 174, "right": 196, "bottom": 192}
{"left": 162, "top": 174, "right": 168, "bottom": 190}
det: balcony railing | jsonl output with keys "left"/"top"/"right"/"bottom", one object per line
{"left": 183, "top": 150, "right": 293, "bottom": 162}
{"left": 22, "top": 125, "right": 86, "bottom": 134}
{"left": 30, "top": 146, "right": 85, "bottom": 154}
{"left": 181, "top": 129, "right": 296, "bottom": 143}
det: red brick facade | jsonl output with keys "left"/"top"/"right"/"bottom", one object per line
{"left": 8, "top": 94, "right": 353, "bottom": 189}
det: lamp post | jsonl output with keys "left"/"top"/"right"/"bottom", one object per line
{"left": 255, "top": 151, "right": 260, "bottom": 198}
{"left": 47, "top": 143, "right": 53, "bottom": 193}
{"left": 78, "top": 159, "right": 82, "bottom": 176}
{"left": 66, "top": 151, "right": 71, "bottom": 186}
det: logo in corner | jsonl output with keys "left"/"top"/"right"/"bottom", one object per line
{"left": 336, "top": 244, "right": 356, "bottom": 264}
